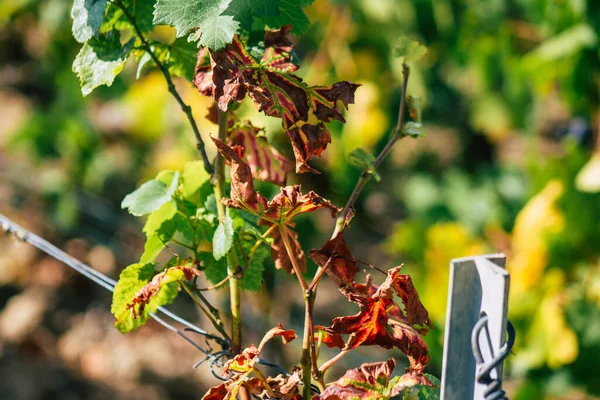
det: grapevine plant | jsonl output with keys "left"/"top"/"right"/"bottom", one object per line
{"left": 69, "top": 0, "right": 439, "bottom": 399}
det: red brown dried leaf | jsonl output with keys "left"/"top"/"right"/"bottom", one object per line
{"left": 309, "top": 232, "right": 359, "bottom": 288}
{"left": 126, "top": 266, "right": 200, "bottom": 319}
{"left": 213, "top": 139, "right": 339, "bottom": 274}
{"left": 317, "top": 265, "right": 431, "bottom": 373}
{"left": 317, "top": 359, "right": 397, "bottom": 400}
{"left": 258, "top": 323, "right": 297, "bottom": 352}
{"left": 316, "top": 294, "right": 395, "bottom": 351}
{"left": 211, "top": 137, "right": 268, "bottom": 214}
{"left": 228, "top": 121, "right": 293, "bottom": 186}
{"left": 249, "top": 370, "right": 302, "bottom": 400}
{"left": 223, "top": 344, "right": 260, "bottom": 375}
{"left": 373, "top": 266, "right": 432, "bottom": 331}
{"left": 195, "top": 28, "right": 359, "bottom": 173}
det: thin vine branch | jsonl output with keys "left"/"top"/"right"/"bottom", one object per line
{"left": 212, "top": 108, "right": 245, "bottom": 357}
{"left": 182, "top": 282, "right": 231, "bottom": 342}
{"left": 309, "top": 63, "right": 411, "bottom": 293}
{"left": 319, "top": 350, "right": 350, "bottom": 374}
{"left": 279, "top": 225, "right": 313, "bottom": 399}
{"left": 112, "top": 0, "right": 213, "bottom": 174}
{"left": 335, "top": 63, "right": 410, "bottom": 234}
{"left": 197, "top": 275, "right": 230, "bottom": 291}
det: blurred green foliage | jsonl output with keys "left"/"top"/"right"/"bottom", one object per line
{"left": 1, "top": 0, "right": 600, "bottom": 399}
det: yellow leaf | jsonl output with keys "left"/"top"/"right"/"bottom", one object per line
{"left": 513, "top": 270, "right": 578, "bottom": 370}
{"left": 508, "top": 180, "right": 565, "bottom": 298}
{"left": 423, "top": 222, "right": 486, "bottom": 324}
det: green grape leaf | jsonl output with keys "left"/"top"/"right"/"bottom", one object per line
{"left": 140, "top": 202, "right": 177, "bottom": 263}
{"left": 153, "top": 0, "right": 283, "bottom": 50}
{"left": 394, "top": 37, "right": 427, "bottom": 63}
{"left": 111, "top": 263, "right": 182, "bottom": 333}
{"left": 348, "top": 148, "right": 380, "bottom": 182}
{"left": 257, "top": 0, "right": 314, "bottom": 35}
{"left": 212, "top": 208, "right": 234, "bottom": 260}
{"left": 200, "top": 251, "right": 228, "bottom": 285}
{"left": 182, "top": 160, "right": 212, "bottom": 204}
{"left": 71, "top": 0, "right": 107, "bottom": 43}
{"left": 125, "top": 0, "right": 155, "bottom": 32}
{"left": 224, "top": 0, "right": 278, "bottom": 32}
{"left": 167, "top": 38, "right": 200, "bottom": 80}
{"left": 102, "top": 0, "right": 156, "bottom": 33}
{"left": 136, "top": 51, "right": 153, "bottom": 79}
{"left": 241, "top": 241, "right": 268, "bottom": 292}
{"left": 121, "top": 171, "right": 180, "bottom": 216}
{"left": 73, "top": 31, "right": 134, "bottom": 96}
{"left": 153, "top": 0, "right": 240, "bottom": 50}
{"left": 402, "top": 374, "right": 440, "bottom": 400}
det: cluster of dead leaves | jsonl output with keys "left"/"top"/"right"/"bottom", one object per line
{"left": 213, "top": 138, "right": 339, "bottom": 275}
{"left": 195, "top": 25, "right": 359, "bottom": 174}
{"left": 202, "top": 324, "right": 302, "bottom": 400}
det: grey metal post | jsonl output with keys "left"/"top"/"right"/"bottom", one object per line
{"left": 440, "top": 254, "right": 510, "bottom": 400}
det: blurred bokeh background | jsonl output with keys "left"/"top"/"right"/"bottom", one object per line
{"left": 1, "top": 0, "right": 600, "bottom": 399}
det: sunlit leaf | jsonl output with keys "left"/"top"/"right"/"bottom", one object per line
{"left": 153, "top": 0, "right": 280, "bottom": 50}
{"left": 73, "top": 31, "right": 134, "bottom": 96}
{"left": 213, "top": 138, "right": 339, "bottom": 273}
{"left": 394, "top": 37, "right": 427, "bottom": 63}
{"left": 121, "top": 171, "right": 180, "bottom": 216}
{"left": 257, "top": 323, "right": 297, "bottom": 352}
{"left": 317, "top": 266, "right": 431, "bottom": 374}
{"left": 125, "top": 265, "right": 200, "bottom": 319}
{"left": 71, "top": 0, "right": 107, "bottom": 43}
{"left": 111, "top": 263, "right": 183, "bottom": 333}
{"left": 319, "top": 359, "right": 432, "bottom": 400}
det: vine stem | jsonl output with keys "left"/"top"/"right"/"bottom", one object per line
{"left": 212, "top": 108, "right": 244, "bottom": 357}
{"left": 319, "top": 350, "right": 349, "bottom": 374}
{"left": 181, "top": 282, "right": 231, "bottom": 343}
{"left": 309, "top": 63, "right": 411, "bottom": 293}
{"left": 113, "top": 0, "right": 213, "bottom": 174}
{"left": 279, "top": 226, "right": 313, "bottom": 399}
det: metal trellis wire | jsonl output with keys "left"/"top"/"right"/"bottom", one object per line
{"left": 0, "top": 213, "right": 287, "bottom": 378}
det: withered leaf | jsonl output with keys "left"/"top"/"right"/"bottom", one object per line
{"left": 317, "top": 265, "right": 431, "bottom": 374}
{"left": 126, "top": 265, "right": 199, "bottom": 319}
{"left": 212, "top": 137, "right": 268, "bottom": 214}
{"left": 317, "top": 359, "right": 397, "bottom": 400}
{"left": 249, "top": 370, "right": 302, "bottom": 400}
{"left": 223, "top": 344, "right": 260, "bottom": 375}
{"left": 195, "top": 28, "right": 359, "bottom": 173}
{"left": 269, "top": 226, "right": 305, "bottom": 274}
{"left": 374, "top": 266, "right": 432, "bottom": 332}
{"left": 214, "top": 139, "right": 339, "bottom": 273}
{"left": 228, "top": 121, "right": 293, "bottom": 186}
{"left": 318, "top": 359, "right": 434, "bottom": 400}
{"left": 309, "top": 232, "right": 359, "bottom": 288}
{"left": 316, "top": 294, "right": 395, "bottom": 351}
{"left": 258, "top": 323, "right": 297, "bottom": 352}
